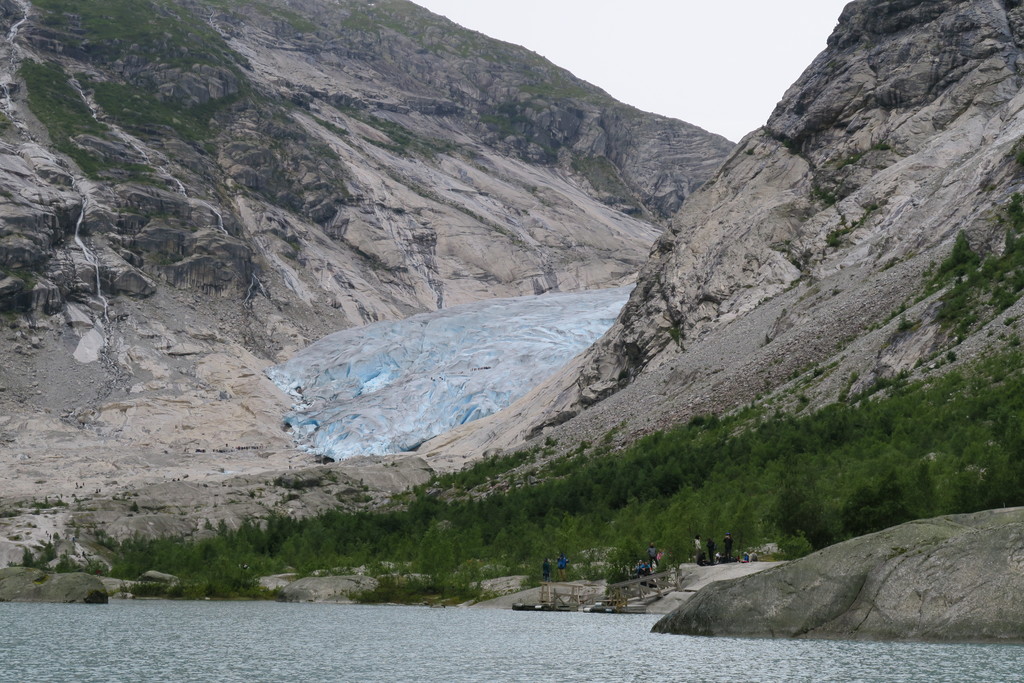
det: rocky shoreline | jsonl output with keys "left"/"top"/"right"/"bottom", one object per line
{"left": 0, "top": 567, "right": 107, "bottom": 603}
{"left": 652, "top": 508, "right": 1024, "bottom": 643}
{"left": 7, "top": 504, "right": 1024, "bottom": 646}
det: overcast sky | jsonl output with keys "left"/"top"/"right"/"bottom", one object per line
{"left": 414, "top": 0, "right": 852, "bottom": 142}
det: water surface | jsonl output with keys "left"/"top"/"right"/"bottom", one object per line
{"left": 2, "top": 601, "right": 1020, "bottom": 682}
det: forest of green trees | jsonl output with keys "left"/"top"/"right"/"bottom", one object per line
{"left": 78, "top": 347, "right": 1024, "bottom": 601}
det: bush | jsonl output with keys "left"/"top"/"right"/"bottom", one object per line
{"left": 778, "top": 532, "right": 814, "bottom": 560}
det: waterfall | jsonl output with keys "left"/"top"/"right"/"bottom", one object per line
{"left": 67, "top": 77, "right": 229, "bottom": 236}
{"left": 71, "top": 180, "right": 110, "bottom": 323}
{"left": 0, "top": 0, "right": 31, "bottom": 135}
{"left": 244, "top": 273, "right": 269, "bottom": 305}
{"left": 196, "top": 198, "right": 229, "bottom": 235}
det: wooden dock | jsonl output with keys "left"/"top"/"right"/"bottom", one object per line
{"left": 512, "top": 568, "right": 681, "bottom": 614}
{"left": 512, "top": 582, "right": 600, "bottom": 611}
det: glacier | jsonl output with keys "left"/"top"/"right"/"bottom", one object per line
{"left": 265, "top": 286, "right": 631, "bottom": 460}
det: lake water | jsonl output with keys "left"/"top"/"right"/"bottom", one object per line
{"left": 2, "top": 601, "right": 1021, "bottom": 682}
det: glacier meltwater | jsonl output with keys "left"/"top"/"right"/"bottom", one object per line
{"left": 265, "top": 287, "right": 631, "bottom": 460}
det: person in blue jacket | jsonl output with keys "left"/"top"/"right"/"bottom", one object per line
{"left": 556, "top": 552, "right": 569, "bottom": 580}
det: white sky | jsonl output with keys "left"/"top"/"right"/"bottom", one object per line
{"left": 414, "top": 0, "right": 852, "bottom": 142}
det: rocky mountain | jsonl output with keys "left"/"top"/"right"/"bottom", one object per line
{"left": 16, "top": 0, "right": 1024, "bottom": 576}
{"left": 428, "top": 0, "right": 1024, "bottom": 462}
{"left": 0, "top": 0, "right": 732, "bottom": 531}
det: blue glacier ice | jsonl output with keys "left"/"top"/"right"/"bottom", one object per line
{"left": 265, "top": 286, "right": 631, "bottom": 460}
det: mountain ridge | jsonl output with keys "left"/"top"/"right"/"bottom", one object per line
{"left": 0, "top": 0, "right": 731, "bottom": 558}
{"left": 422, "top": 0, "right": 1024, "bottom": 464}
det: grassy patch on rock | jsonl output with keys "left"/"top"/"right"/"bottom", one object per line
{"left": 19, "top": 60, "right": 110, "bottom": 176}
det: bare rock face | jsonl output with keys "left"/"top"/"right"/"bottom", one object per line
{"left": 652, "top": 508, "right": 1024, "bottom": 643}
{"left": 0, "top": 567, "right": 108, "bottom": 603}
{"left": 428, "top": 0, "right": 1024, "bottom": 461}
{"left": 276, "top": 575, "right": 378, "bottom": 603}
{"left": 585, "top": 0, "right": 1024, "bottom": 392}
{"left": 0, "top": 0, "right": 730, "bottom": 527}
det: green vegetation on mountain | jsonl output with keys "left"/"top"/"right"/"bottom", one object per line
{"left": 922, "top": 199, "right": 1024, "bottom": 339}
{"left": 60, "top": 347, "right": 1024, "bottom": 600}
{"left": 34, "top": 0, "right": 238, "bottom": 69}
{"left": 31, "top": 0, "right": 249, "bottom": 146}
{"left": 88, "top": 79, "right": 240, "bottom": 144}
{"left": 571, "top": 155, "right": 642, "bottom": 213}
{"left": 203, "top": 0, "right": 318, "bottom": 34}
{"left": 19, "top": 60, "right": 111, "bottom": 176}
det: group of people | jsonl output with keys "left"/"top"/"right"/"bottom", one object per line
{"left": 541, "top": 552, "right": 570, "bottom": 582}
{"left": 543, "top": 542, "right": 670, "bottom": 583}
{"left": 693, "top": 532, "right": 740, "bottom": 566}
{"left": 636, "top": 541, "right": 665, "bottom": 577}
{"left": 541, "top": 533, "right": 757, "bottom": 581}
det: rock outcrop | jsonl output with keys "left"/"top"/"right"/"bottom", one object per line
{"left": 0, "top": 567, "right": 108, "bottom": 603}
{"left": 652, "top": 508, "right": 1024, "bottom": 643}
{"left": 276, "top": 575, "right": 378, "bottom": 603}
{"left": 424, "top": 0, "right": 1024, "bottom": 464}
{"left": 137, "top": 570, "right": 180, "bottom": 585}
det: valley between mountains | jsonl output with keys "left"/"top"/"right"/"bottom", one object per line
{"left": 4, "top": 1, "right": 1024, "bottom": 630}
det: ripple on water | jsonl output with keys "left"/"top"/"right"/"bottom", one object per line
{"left": 1, "top": 601, "right": 1021, "bottom": 683}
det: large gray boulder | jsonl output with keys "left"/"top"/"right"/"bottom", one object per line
{"left": 276, "top": 575, "right": 378, "bottom": 603}
{"left": 0, "top": 567, "right": 108, "bottom": 603}
{"left": 137, "top": 570, "right": 180, "bottom": 585}
{"left": 652, "top": 508, "right": 1024, "bottom": 642}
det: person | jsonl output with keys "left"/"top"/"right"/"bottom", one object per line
{"left": 542, "top": 557, "right": 551, "bottom": 582}
{"left": 707, "top": 536, "right": 717, "bottom": 566}
{"left": 724, "top": 532, "right": 733, "bottom": 563}
{"left": 647, "top": 541, "right": 658, "bottom": 568}
{"left": 694, "top": 534, "right": 703, "bottom": 566}
{"left": 556, "top": 552, "right": 569, "bottom": 580}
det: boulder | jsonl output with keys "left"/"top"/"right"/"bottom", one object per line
{"left": 478, "top": 575, "right": 526, "bottom": 596}
{"left": 0, "top": 567, "right": 108, "bottom": 603}
{"left": 138, "top": 570, "right": 180, "bottom": 585}
{"left": 259, "top": 573, "right": 298, "bottom": 590}
{"left": 652, "top": 508, "right": 1024, "bottom": 643}
{"left": 276, "top": 575, "right": 378, "bottom": 603}
{"left": 100, "top": 576, "right": 133, "bottom": 598}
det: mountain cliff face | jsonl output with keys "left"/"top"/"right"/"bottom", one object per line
{"left": 0, "top": 0, "right": 731, "bottom": 487}
{"left": 426, "top": 0, "right": 1024, "bottom": 462}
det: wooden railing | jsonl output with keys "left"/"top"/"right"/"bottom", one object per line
{"left": 538, "top": 582, "right": 602, "bottom": 610}
{"left": 520, "top": 568, "right": 681, "bottom": 613}
{"left": 599, "top": 568, "right": 680, "bottom": 608}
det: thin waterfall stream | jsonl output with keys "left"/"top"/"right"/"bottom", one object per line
{"left": 71, "top": 178, "right": 109, "bottom": 323}
{"left": 68, "top": 76, "right": 229, "bottom": 236}
{"left": 1, "top": 0, "right": 31, "bottom": 136}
